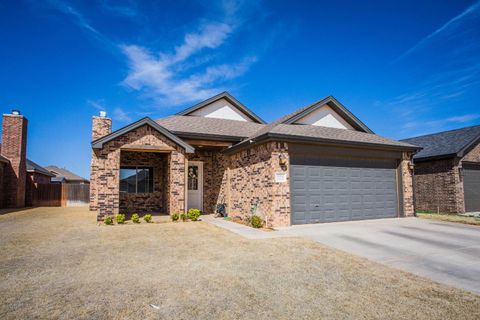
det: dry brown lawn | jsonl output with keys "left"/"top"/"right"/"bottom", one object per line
{"left": 0, "top": 207, "right": 479, "bottom": 320}
{"left": 417, "top": 212, "right": 480, "bottom": 226}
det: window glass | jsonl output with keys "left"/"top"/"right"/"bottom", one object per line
{"left": 188, "top": 165, "right": 198, "bottom": 190}
{"left": 120, "top": 167, "right": 153, "bottom": 193}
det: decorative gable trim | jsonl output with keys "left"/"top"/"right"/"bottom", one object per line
{"left": 176, "top": 91, "right": 266, "bottom": 124}
{"left": 91, "top": 117, "right": 195, "bottom": 153}
{"left": 282, "top": 96, "right": 373, "bottom": 133}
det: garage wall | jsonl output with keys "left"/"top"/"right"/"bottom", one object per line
{"left": 227, "top": 142, "right": 291, "bottom": 227}
{"left": 414, "top": 159, "right": 464, "bottom": 213}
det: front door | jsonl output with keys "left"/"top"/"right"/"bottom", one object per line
{"left": 187, "top": 161, "right": 203, "bottom": 211}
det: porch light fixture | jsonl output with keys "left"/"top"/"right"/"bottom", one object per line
{"left": 278, "top": 153, "right": 287, "bottom": 166}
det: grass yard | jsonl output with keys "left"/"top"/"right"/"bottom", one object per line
{"left": 0, "top": 207, "right": 479, "bottom": 319}
{"left": 417, "top": 212, "right": 480, "bottom": 226}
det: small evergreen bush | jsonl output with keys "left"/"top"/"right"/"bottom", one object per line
{"left": 143, "top": 214, "right": 152, "bottom": 223}
{"left": 251, "top": 215, "right": 263, "bottom": 228}
{"left": 116, "top": 214, "right": 125, "bottom": 224}
{"left": 171, "top": 213, "right": 179, "bottom": 222}
{"left": 131, "top": 213, "right": 140, "bottom": 223}
{"left": 187, "top": 208, "right": 201, "bottom": 221}
{"left": 104, "top": 216, "right": 113, "bottom": 225}
{"left": 180, "top": 213, "right": 188, "bottom": 221}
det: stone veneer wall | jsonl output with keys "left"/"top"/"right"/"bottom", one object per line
{"left": 187, "top": 151, "right": 228, "bottom": 213}
{"left": 90, "top": 124, "right": 186, "bottom": 220}
{"left": 227, "top": 141, "right": 290, "bottom": 227}
{"left": 119, "top": 151, "right": 168, "bottom": 213}
{"left": 414, "top": 159, "right": 463, "bottom": 213}
{"left": 400, "top": 152, "right": 415, "bottom": 216}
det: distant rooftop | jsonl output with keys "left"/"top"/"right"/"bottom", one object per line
{"left": 401, "top": 125, "right": 480, "bottom": 161}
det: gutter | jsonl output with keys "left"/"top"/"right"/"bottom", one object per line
{"left": 223, "top": 132, "right": 420, "bottom": 155}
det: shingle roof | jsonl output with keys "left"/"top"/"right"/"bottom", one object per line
{"left": 226, "top": 123, "right": 418, "bottom": 153}
{"left": 156, "top": 115, "right": 266, "bottom": 140}
{"left": 401, "top": 125, "right": 480, "bottom": 161}
{"left": 45, "top": 165, "right": 89, "bottom": 183}
{"left": 27, "top": 159, "right": 55, "bottom": 177}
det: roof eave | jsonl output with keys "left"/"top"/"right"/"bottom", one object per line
{"left": 224, "top": 132, "right": 420, "bottom": 155}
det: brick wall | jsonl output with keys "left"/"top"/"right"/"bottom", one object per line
{"left": 1, "top": 114, "right": 28, "bottom": 208}
{"left": 92, "top": 116, "right": 112, "bottom": 140}
{"left": 226, "top": 141, "right": 290, "bottom": 227}
{"left": 0, "top": 163, "right": 4, "bottom": 208}
{"left": 89, "top": 116, "right": 112, "bottom": 211}
{"left": 187, "top": 150, "right": 228, "bottom": 214}
{"left": 462, "top": 141, "right": 480, "bottom": 163}
{"left": 119, "top": 151, "right": 168, "bottom": 213}
{"left": 400, "top": 152, "right": 415, "bottom": 216}
{"left": 414, "top": 159, "right": 463, "bottom": 213}
{"left": 90, "top": 123, "right": 186, "bottom": 220}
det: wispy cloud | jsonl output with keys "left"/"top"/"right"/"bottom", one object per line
{"left": 100, "top": 0, "right": 138, "bottom": 17}
{"left": 395, "top": 1, "right": 480, "bottom": 62}
{"left": 121, "top": 7, "right": 257, "bottom": 106}
{"left": 112, "top": 107, "right": 132, "bottom": 122}
{"left": 401, "top": 113, "right": 480, "bottom": 133}
{"left": 47, "top": 0, "right": 112, "bottom": 45}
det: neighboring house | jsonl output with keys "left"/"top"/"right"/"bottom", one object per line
{"left": 0, "top": 110, "right": 54, "bottom": 209}
{"left": 402, "top": 126, "right": 480, "bottom": 214}
{"left": 46, "top": 165, "right": 89, "bottom": 185}
{"left": 90, "top": 92, "right": 419, "bottom": 227}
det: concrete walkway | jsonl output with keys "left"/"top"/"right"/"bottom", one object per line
{"left": 201, "top": 215, "right": 286, "bottom": 239}
{"left": 276, "top": 217, "right": 480, "bottom": 295}
{"left": 203, "top": 215, "right": 480, "bottom": 294}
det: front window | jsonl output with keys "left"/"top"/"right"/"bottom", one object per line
{"left": 120, "top": 166, "right": 153, "bottom": 193}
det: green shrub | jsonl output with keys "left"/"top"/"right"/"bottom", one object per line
{"left": 116, "top": 214, "right": 125, "bottom": 224}
{"left": 131, "top": 213, "right": 140, "bottom": 223}
{"left": 104, "top": 216, "right": 113, "bottom": 225}
{"left": 180, "top": 213, "right": 188, "bottom": 222}
{"left": 171, "top": 213, "right": 179, "bottom": 222}
{"left": 143, "top": 214, "right": 152, "bottom": 223}
{"left": 251, "top": 215, "right": 263, "bottom": 228}
{"left": 188, "top": 208, "right": 201, "bottom": 221}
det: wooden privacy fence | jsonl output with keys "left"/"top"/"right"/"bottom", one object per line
{"left": 32, "top": 183, "right": 90, "bottom": 207}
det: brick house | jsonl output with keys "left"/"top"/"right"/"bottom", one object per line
{"left": 402, "top": 126, "right": 480, "bottom": 214}
{"left": 90, "top": 92, "right": 419, "bottom": 227}
{"left": 0, "top": 111, "right": 54, "bottom": 208}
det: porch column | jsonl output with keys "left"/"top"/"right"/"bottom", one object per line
{"left": 168, "top": 151, "right": 186, "bottom": 214}
{"left": 93, "top": 148, "right": 120, "bottom": 220}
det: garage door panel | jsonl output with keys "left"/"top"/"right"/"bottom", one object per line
{"left": 463, "top": 165, "right": 480, "bottom": 212}
{"left": 291, "top": 160, "right": 398, "bottom": 224}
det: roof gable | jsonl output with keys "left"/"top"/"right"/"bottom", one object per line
{"left": 401, "top": 125, "right": 480, "bottom": 161}
{"left": 91, "top": 117, "right": 195, "bottom": 153}
{"left": 293, "top": 104, "right": 355, "bottom": 129}
{"left": 281, "top": 96, "right": 373, "bottom": 133}
{"left": 27, "top": 159, "right": 55, "bottom": 177}
{"left": 176, "top": 92, "right": 266, "bottom": 124}
{"left": 45, "top": 165, "right": 88, "bottom": 182}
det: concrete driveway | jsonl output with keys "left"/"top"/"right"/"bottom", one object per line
{"left": 277, "top": 217, "right": 480, "bottom": 294}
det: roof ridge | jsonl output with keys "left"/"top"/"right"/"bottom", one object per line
{"left": 401, "top": 124, "right": 480, "bottom": 141}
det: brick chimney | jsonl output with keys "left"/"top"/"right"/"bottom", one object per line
{"left": 1, "top": 110, "right": 28, "bottom": 207}
{"left": 92, "top": 111, "right": 112, "bottom": 140}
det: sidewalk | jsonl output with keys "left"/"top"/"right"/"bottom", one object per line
{"left": 201, "top": 215, "right": 287, "bottom": 239}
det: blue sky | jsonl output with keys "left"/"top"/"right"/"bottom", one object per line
{"left": 1, "top": 0, "right": 479, "bottom": 179}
